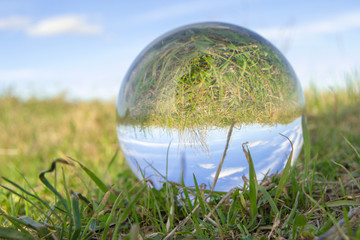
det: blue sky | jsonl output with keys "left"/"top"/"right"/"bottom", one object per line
{"left": 0, "top": 0, "right": 359, "bottom": 100}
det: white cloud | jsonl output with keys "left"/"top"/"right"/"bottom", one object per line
{"left": 248, "top": 140, "right": 269, "bottom": 147}
{"left": 198, "top": 163, "right": 216, "bottom": 169}
{"left": 0, "top": 16, "right": 31, "bottom": 30}
{"left": 257, "top": 10, "right": 360, "bottom": 40}
{"left": 0, "top": 14, "right": 102, "bottom": 36}
{"left": 27, "top": 15, "right": 102, "bottom": 36}
{"left": 211, "top": 167, "right": 246, "bottom": 179}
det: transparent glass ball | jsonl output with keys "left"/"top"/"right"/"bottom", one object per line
{"left": 117, "top": 22, "right": 305, "bottom": 192}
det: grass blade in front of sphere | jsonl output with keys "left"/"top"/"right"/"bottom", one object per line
{"left": 226, "top": 188, "right": 240, "bottom": 225}
{"left": 302, "top": 116, "right": 311, "bottom": 178}
{"left": 242, "top": 143, "right": 258, "bottom": 220}
{"left": 274, "top": 134, "right": 294, "bottom": 203}
{"left": 257, "top": 185, "right": 279, "bottom": 216}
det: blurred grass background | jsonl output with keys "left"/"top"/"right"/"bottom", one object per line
{"left": 0, "top": 73, "right": 359, "bottom": 185}
{"left": 0, "top": 95, "right": 122, "bottom": 185}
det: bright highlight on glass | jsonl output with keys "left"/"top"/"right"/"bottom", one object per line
{"left": 117, "top": 22, "right": 305, "bottom": 192}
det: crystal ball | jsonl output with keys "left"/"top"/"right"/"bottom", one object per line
{"left": 117, "top": 22, "right": 305, "bottom": 192}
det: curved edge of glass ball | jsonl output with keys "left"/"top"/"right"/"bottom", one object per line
{"left": 116, "top": 22, "right": 306, "bottom": 191}
{"left": 128, "top": 22, "right": 298, "bottom": 81}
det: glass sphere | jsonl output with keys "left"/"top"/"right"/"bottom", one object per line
{"left": 117, "top": 22, "right": 305, "bottom": 192}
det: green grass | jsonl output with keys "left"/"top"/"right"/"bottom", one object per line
{"left": 0, "top": 75, "right": 360, "bottom": 239}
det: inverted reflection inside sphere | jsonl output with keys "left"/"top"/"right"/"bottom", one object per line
{"left": 117, "top": 22, "right": 305, "bottom": 192}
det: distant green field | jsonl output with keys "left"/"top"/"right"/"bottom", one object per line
{"left": 0, "top": 77, "right": 359, "bottom": 239}
{"left": 0, "top": 96, "right": 121, "bottom": 182}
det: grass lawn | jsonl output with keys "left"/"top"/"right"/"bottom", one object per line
{"left": 0, "top": 76, "right": 359, "bottom": 239}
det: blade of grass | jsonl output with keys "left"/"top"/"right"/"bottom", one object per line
{"left": 1, "top": 177, "right": 60, "bottom": 221}
{"left": 127, "top": 223, "right": 140, "bottom": 240}
{"left": 227, "top": 189, "right": 239, "bottom": 225}
{"left": 69, "top": 157, "right": 117, "bottom": 202}
{"left": 112, "top": 185, "right": 146, "bottom": 240}
{"left": 18, "top": 216, "right": 52, "bottom": 239}
{"left": 274, "top": 134, "right": 294, "bottom": 203}
{"left": 331, "top": 160, "right": 360, "bottom": 191}
{"left": 343, "top": 136, "right": 360, "bottom": 160}
{"left": 189, "top": 211, "right": 205, "bottom": 238}
{"left": 192, "top": 188, "right": 237, "bottom": 235}
{"left": 189, "top": 176, "right": 206, "bottom": 238}
{"left": 0, "top": 209, "right": 33, "bottom": 237}
{"left": 326, "top": 200, "right": 360, "bottom": 207}
{"left": 302, "top": 116, "right": 311, "bottom": 178}
{"left": 165, "top": 201, "right": 201, "bottom": 239}
{"left": 316, "top": 207, "right": 360, "bottom": 240}
{"left": 103, "top": 150, "right": 119, "bottom": 179}
{"left": 302, "top": 186, "right": 349, "bottom": 240}
{"left": 70, "top": 193, "right": 81, "bottom": 240}
{"left": 39, "top": 158, "right": 73, "bottom": 214}
{"left": 166, "top": 122, "right": 236, "bottom": 239}
{"left": 101, "top": 191, "right": 124, "bottom": 240}
{"left": 135, "top": 165, "right": 167, "bottom": 233}
{"left": 39, "top": 158, "right": 74, "bottom": 239}
{"left": 210, "top": 120, "right": 235, "bottom": 193}
{"left": 203, "top": 199, "right": 225, "bottom": 238}
{"left": 2, "top": 209, "right": 56, "bottom": 239}
{"left": 193, "top": 174, "right": 206, "bottom": 213}
{"left": 283, "top": 191, "right": 300, "bottom": 228}
{"left": 257, "top": 185, "right": 279, "bottom": 215}
{"left": 61, "top": 167, "right": 72, "bottom": 219}
{"left": 242, "top": 143, "right": 258, "bottom": 220}
{"left": 81, "top": 188, "right": 112, "bottom": 239}
{"left": 136, "top": 167, "right": 167, "bottom": 233}
{"left": 164, "top": 141, "right": 174, "bottom": 232}
{"left": 0, "top": 227, "right": 34, "bottom": 240}
{"left": 292, "top": 214, "right": 307, "bottom": 239}
{"left": 342, "top": 207, "right": 351, "bottom": 240}
{"left": 0, "top": 184, "right": 56, "bottom": 225}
